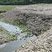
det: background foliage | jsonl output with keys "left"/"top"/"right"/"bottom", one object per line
{"left": 0, "top": 0, "right": 52, "bottom": 5}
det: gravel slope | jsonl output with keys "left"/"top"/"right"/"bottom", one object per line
{"left": 16, "top": 26, "right": 52, "bottom": 52}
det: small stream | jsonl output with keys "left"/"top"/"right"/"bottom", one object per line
{"left": 0, "top": 21, "right": 33, "bottom": 52}
{"left": 0, "top": 37, "right": 31, "bottom": 52}
{"left": 0, "top": 22, "right": 22, "bottom": 34}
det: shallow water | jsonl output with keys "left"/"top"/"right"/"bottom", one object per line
{"left": 0, "top": 21, "right": 32, "bottom": 52}
{"left": 0, "top": 22, "right": 22, "bottom": 34}
{"left": 0, "top": 37, "right": 31, "bottom": 52}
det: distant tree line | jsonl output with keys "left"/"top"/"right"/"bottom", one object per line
{"left": 0, "top": 0, "right": 52, "bottom": 5}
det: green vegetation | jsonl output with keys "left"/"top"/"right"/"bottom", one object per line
{"left": 7, "top": 34, "right": 17, "bottom": 41}
{"left": 0, "top": 6, "right": 15, "bottom": 11}
{"left": 0, "top": 0, "right": 30, "bottom": 5}
{"left": 0, "top": 0, "right": 52, "bottom": 5}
